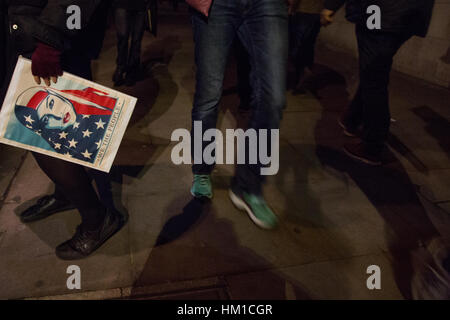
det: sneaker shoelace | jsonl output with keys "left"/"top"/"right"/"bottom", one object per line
{"left": 195, "top": 175, "right": 210, "bottom": 188}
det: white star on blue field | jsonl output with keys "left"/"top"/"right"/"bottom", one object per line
{"left": 25, "top": 113, "right": 111, "bottom": 164}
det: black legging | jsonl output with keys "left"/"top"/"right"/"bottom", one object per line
{"left": 114, "top": 7, "right": 146, "bottom": 70}
{"left": 30, "top": 49, "right": 109, "bottom": 230}
{"left": 33, "top": 153, "right": 105, "bottom": 230}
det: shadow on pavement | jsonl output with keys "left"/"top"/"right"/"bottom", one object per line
{"left": 312, "top": 64, "right": 441, "bottom": 299}
{"left": 130, "top": 194, "right": 313, "bottom": 299}
{"left": 412, "top": 105, "right": 450, "bottom": 159}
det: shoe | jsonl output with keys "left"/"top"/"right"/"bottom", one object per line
{"left": 338, "top": 117, "right": 359, "bottom": 137}
{"left": 113, "top": 67, "right": 126, "bottom": 86}
{"left": 343, "top": 142, "right": 382, "bottom": 166}
{"left": 229, "top": 189, "right": 278, "bottom": 229}
{"left": 20, "top": 195, "right": 75, "bottom": 223}
{"left": 190, "top": 174, "right": 213, "bottom": 199}
{"left": 55, "top": 209, "right": 124, "bottom": 260}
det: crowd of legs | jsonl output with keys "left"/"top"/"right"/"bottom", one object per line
{"left": 0, "top": 1, "right": 444, "bottom": 294}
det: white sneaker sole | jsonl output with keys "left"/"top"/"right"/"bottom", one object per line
{"left": 228, "top": 189, "right": 275, "bottom": 230}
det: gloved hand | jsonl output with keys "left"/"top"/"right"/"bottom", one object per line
{"left": 31, "top": 42, "right": 63, "bottom": 86}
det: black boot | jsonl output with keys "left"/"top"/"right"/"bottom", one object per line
{"left": 20, "top": 194, "right": 75, "bottom": 223}
{"left": 55, "top": 209, "right": 125, "bottom": 260}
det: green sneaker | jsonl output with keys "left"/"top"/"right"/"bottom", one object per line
{"left": 191, "top": 174, "right": 213, "bottom": 199}
{"left": 229, "top": 189, "right": 278, "bottom": 229}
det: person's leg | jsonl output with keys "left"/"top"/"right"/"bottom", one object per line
{"left": 61, "top": 51, "right": 116, "bottom": 210}
{"left": 87, "top": 168, "right": 115, "bottom": 209}
{"left": 290, "top": 13, "right": 321, "bottom": 92}
{"left": 190, "top": 1, "right": 239, "bottom": 198}
{"left": 126, "top": 9, "right": 146, "bottom": 85}
{"left": 290, "top": 13, "right": 309, "bottom": 85}
{"left": 235, "top": 39, "right": 251, "bottom": 111}
{"left": 33, "top": 153, "right": 123, "bottom": 260}
{"left": 32, "top": 153, "right": 105, "bottom": 230}
{"left": 302, "top": 14, "right": 321, "bottom": 70}
{"left": 358, "top": 28, "right": 411, "bottom": 149}
{"left": 113, "top": 8, "right": 131, "bottom": 85}
{"left": 20, "top": 49, "right": 95, "bottom": 222}
{"left": 29, "top": 49, "right": 121, "bottom": 258}
{"left": 344, "top": 26, "right": 412, "bottom": 164}
{"left": 232, "top": 0, "right": 288, "bottom": 196}
{"left": 340, "top": 85, "right": 363, "bottom": 136}
{"left": 229, "top": 0, "right": 288, "bottom": 229}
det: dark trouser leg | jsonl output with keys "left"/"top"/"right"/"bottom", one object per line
{"left": 53, "top": 186, "right": 68, "bottom": 201}
{"left": 190, "top": 2, "right": 238, "bottom": 175}
{"left": 235, "top": 39, "right": 251, "bottom": 109}
{"left": 128, "top": 10, "right": 146, "bottom": 70}
{"left": 356, "top": 26, "right": 411, "bottom": 149}
{"left": 41, "top": 50, "right": 107, "bottom": 227}
{"left": 32, "top": 153, "right": 105, "bottom": 230}
{"left": 290, "top": 12, "right": 320, "bottom": 83}
{"left": 343, "top": 86, "right": 363, "bottom": 129}
{"left": 61, "top": 49, "right": 113, "bottom": 208}
{"left": 87, "top": 169, "right": 114, "bottom": 209}
{"left": 232, "top": 0, "right": 288, "bottom": 195}
{"left": 114, "top": 8, "right": 131, "bottom": 70}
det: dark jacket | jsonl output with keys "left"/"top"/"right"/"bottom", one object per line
{"left": 324, "top": 0, "right": 435, "bottom": 37}
{"left": 6, "top": 0, "right": 102, "bottom": 54}
{"left": 113, "top": 0, "right": 148, "bottom": 11}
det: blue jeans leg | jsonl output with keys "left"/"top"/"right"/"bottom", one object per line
{"left": 232, "top": 0, "right": 288, "bottom": 195}
{"left": 190, "top": 2, "right": 240, "bottom": 174}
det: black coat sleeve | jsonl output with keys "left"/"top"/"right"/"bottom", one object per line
{"left": 29, "top": 0, "right": 102, "bottom": 50}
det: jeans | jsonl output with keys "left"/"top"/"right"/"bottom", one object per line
{"left": 114, "top": 8, "right": 146, "bottom": 70}
{"left": 234, "top": 38, "right": 251, "bottom": 109}
{"left": 344, "top": 25, "right": 412, "bottom": 149}
{"left": 191, "top": 0, "right": 288, "bottom": 195}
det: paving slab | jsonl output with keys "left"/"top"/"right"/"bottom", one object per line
{"left": 0, "top": 155, "right": 133, "bottom": 300}
{"left": 0, "top": 145, "right": 26, "bottom": 203}
{"left": 225, "top": 253, "right": 403, "bottom": 300}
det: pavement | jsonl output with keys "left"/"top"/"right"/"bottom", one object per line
{"left": 0, "top": 4, "right": 449, "bottom": 300}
